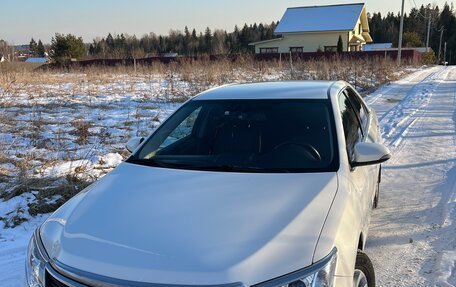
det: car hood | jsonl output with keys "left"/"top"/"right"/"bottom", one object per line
{"left": 40, "top": 162, "right": 338, "bottom": 286}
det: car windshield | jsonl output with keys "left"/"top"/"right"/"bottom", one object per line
{"left": 129, "top": 99, "right": 338, "bottom": 173}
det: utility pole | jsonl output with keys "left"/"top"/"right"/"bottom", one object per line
{"left": 426, "top": 15, "right": 431, "bottom": 52}
{"left": 438, "top": 27, "right": 444, "bottom": 63}
{"left": 398, "top": 0, "right": 405, "bottom": 66}
{"left": 444, "top": 42, "right": 447, "bottom": 65}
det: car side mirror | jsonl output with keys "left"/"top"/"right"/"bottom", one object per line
{"left": 126, "top": 137, "right": 144, "bottom": 153}
{"left": 352, "top": 142, "right": 391, "bottom": 167}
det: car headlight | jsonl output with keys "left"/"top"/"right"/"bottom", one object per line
{"left": 25, "top": 229, "right": 48, "bottom": 287}
{"left": 253, "top": 248, "right": 337, "bottom": 287}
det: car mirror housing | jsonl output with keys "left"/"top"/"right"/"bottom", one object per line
{"left": 352, "top": 142, "right": 391, "bottom": 167}
{"left": 126, "top": 137, "right": 144, "bottom": 153}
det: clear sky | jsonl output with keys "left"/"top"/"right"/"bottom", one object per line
{"left": 0, "top": 0, "right": 452, "bottom": 44}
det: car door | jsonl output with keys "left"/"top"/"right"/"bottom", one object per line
{"left": 344, "top": 88, "right": 378, "bottom": 206}
{"left": 337, "top": 90, "right": 373, "bottom": 238}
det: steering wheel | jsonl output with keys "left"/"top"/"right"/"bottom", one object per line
{"left": 273, "top": 142, "right": 322, "bottom": 161}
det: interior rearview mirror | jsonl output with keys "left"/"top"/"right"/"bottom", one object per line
{"left": 126, "top": 137, "right": 145, "bottom": 153}
{"left": 352, "top": 142, "right": 391, "bottom": 167}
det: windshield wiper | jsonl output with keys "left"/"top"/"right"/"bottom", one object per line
{"left": 213, "top": 165, "right": 291, "bottom": 173}
{"left": 128, "top": 158, "right": 218, "bottom": 170}
{"left": 128, "top": 159, "right": 292, "bottom": 173}
{"left": 127, "top": 158, "right": 179, "bottom": 169}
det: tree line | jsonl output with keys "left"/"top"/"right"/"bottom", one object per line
{"left": 85, "top": 2, "right": 456, "bottom": 64}
{"left": 87, "top": 23, "right": 278, "bottom": 59}
{"left": 7, "top": 2, "right": 455, "bottom": 64}
{"left": 369, "top": 3, "right": 456, "bottom": 63}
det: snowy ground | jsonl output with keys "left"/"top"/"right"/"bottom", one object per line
{"left": 0, "top": 66, "right": 455, "bottom": 286}
{"left": 365, "top": 66, "right": 456, "bottom": 287}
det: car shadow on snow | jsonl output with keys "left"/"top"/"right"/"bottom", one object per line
{"left": 383, "top": 158, "right": 456, "bottom": 170}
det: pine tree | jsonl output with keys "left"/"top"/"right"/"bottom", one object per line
{"left": 190, "top": 29, "right": 198, "bottom": 55}
{"left": 37, "top": 40, "right": 45, "bottom": 57}
{"left": 184, "top": 26, "right": 191, "bottom": 55}
{"left": 50, "top": 33, "right": 86, "bottom": 63}
{"left": 29, "top": 38, "right": 37, "bottom": 56}
{"left": 403, "top": 32, "right": 423, "bottom": 47}
{"left": 204, "top": 27, "right": 212, "bottom": 54}
{"left": 232, "top": 25, "right": 241, "bottom": 53}
{"left": 198, "top": 32, "right": 205, "bottom": 55}
{"left": 337, "top": 35, "right": 344, "bottom": 52}
{"left": 158, "top": 35, "right": 165, "bottom": 54}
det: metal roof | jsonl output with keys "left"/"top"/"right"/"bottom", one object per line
{"left": 275, "top": 3, "right": 365, "bottom": 34}
{"left": 363, "top": 43, "right": 393, "bottom": 51}
{"left": 248, "top": 38, "right": 283, "bottom": 46}
{"left": 25, "top": 57, "right": 48, "bottom": 63}
{"left": 194, "top": 81, "right": 345, "bottom": 100}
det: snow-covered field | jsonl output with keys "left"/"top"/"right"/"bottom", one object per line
{"left": 0, "top": 66, "right": 455, "bottom": 286}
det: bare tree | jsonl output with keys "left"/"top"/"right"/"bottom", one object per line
{"left": 212, "top": 30, "right": 228, "bottom": 55}
{"left": 0, "top": 39, "right": 9, "bottom": 59}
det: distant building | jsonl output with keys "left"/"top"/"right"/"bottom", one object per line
{"left": 364, "top": 45, "right": 432, "bottom": 53}
{"left": 363, "top": 43, "right": 393, "bottom": 51}
{"left": 14, "top": 45, "right": 31, "bottom": 61}
{"left": 163, "top": 52, "right": 178, "bottom": 58}
{"left": 143, "top": 52, "right": 178, "bottom": 58}
{"left": 25, "top": 57, "right": 49, "bottom": 64}
{"left": 411, "top": 47, "right": 433, "bottom": 53}
{"left": 250, "top": 3, "right": 373, "bottom": 54}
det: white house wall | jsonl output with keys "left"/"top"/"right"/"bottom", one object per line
{"left": 347, "top": 17, "right": 366, "bottom": 50}
{"left": 254, "top": 32, "right": 349, "bottom": 53}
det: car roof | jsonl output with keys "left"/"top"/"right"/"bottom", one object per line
{"left": 194, "top": 81, "right": 348, "bottom": 100}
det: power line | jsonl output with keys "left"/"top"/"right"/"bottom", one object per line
{"left": 408, "top": 0, "right": 414, "bottom": 9}
{"left": 409, "top": 0, "right": 429, "bottom": 19}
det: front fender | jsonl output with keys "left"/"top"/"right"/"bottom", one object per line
{"left": 313, "top": 172, "right": 362, "bottom": 278}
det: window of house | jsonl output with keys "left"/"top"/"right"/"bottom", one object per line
{"left": 349, "top": 45, "right": 359, "bottom": 52}
{"left": 324, "top": 46, "right": 337, "bottom": 52}
{"left": 260, "top": 47, "right": 279, "bottom": 54}
{"left": 289, "top": 47, "right": 304, "bottom": 53}
{"left": 359, "top": 24, "right": 362, "bottom": 34}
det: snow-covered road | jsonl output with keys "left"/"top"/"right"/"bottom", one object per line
{"left": 365, "top": 66, "right": 456, "bottom": 287}
{"left": 1, "top": 66, "right": 455, "bottom": 287}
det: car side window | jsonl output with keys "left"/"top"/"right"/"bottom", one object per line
{"left": 344, "top": 88, "right": 370, "bottom": 133}
{"left": 338, "top": 93, "right": 363, "bottom": 163}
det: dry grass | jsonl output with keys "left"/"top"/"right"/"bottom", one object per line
{"left": 1, "top": 56, "right": 405, "bottom": 98}
{"left": 0, "top": 56, "right": 415, "bottom": 223}
{"left": 72, "top": 120, "right": 93, "bottom": 145}
{"left": 0, "top": 206, "right": 28, "bottom": 228}
{"left": 27, "top": 175, "right": 91, "bottom": 216}
{"left": 0, "top": 62, "right": 42, "bottom": 73}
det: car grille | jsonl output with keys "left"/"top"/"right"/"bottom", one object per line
{"left": 45, "top": 264, "right": 244, "bottom": 287}
{"left": 45, "top": 270, "right": 89, "bottom": 287}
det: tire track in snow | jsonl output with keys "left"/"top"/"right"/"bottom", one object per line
{"left": 383, "top": 68, "right": 450, "bottom": 166}
{"left": 379, "top": 68, "right": 446, "bottom": 149}
{"left": 366, "top": 67, "right": 438, "bottom": 107}
{"left": 366, "top": 66, "right": 456, "bottom": 287}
